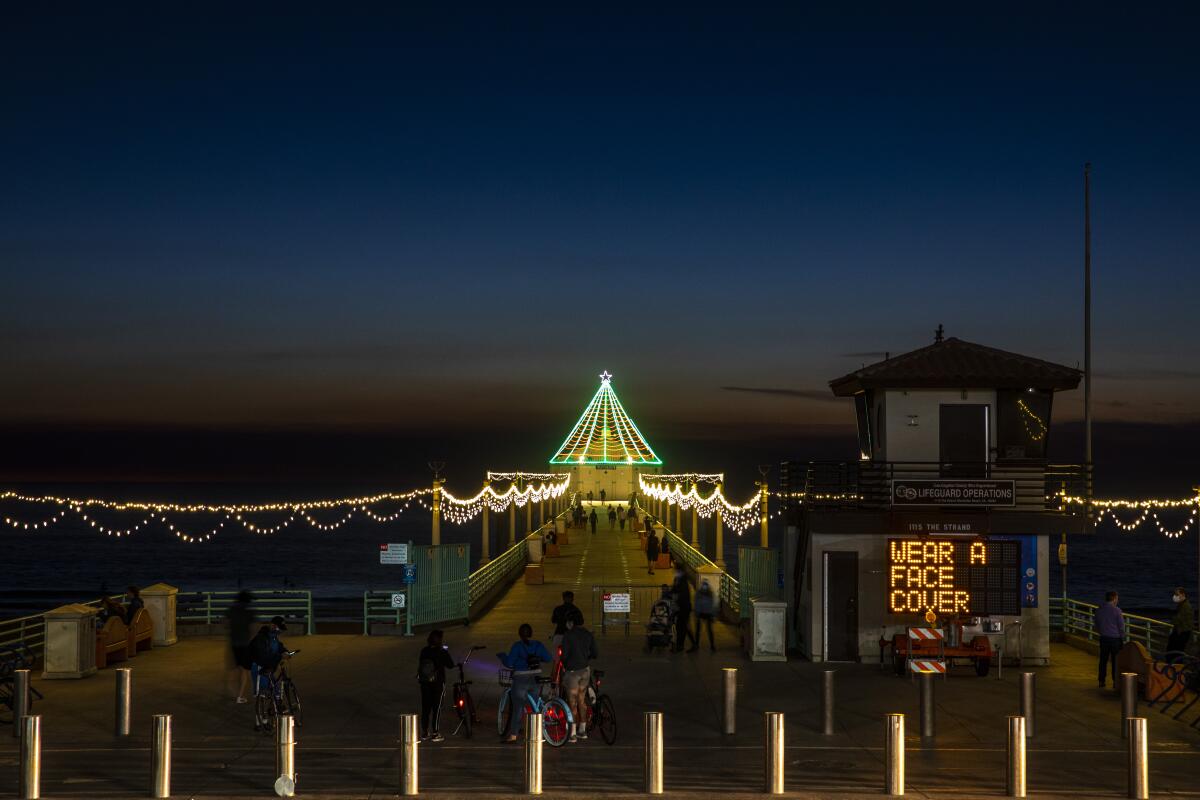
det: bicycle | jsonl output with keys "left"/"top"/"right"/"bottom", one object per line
{"left": 253, "top": 649, "right": 302, "bottom": 734}
{"left": 449, "top": 645, "right": 486, "bottom": 738}
{"left": 496, "top": 670, "right": 572, "bottom": 747}
{"left": 0, "top": 645, "right": 43, "bottom": 725}
{"left": 584, "top": 668, "right": 617, "bottom": 744}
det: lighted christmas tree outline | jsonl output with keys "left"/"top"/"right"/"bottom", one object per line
{"left": 549, "top": 371, "right": 662, "bottom": 465}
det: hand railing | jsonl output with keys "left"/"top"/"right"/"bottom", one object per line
{"left": 1055, "top": 596, "right": 1173, "bottom": 656}
{"left": 176, "top": 589, "right": 315, "bottom": 634}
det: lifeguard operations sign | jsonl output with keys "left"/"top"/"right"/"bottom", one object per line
{"left": 888, "top": 538, "right": 1021, "bottom": 617}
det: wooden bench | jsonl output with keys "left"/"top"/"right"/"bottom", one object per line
{"left": 127, "top": 608, "right": 153, "bottom": 655}
{"left": 96, "top": 617, "right": 131, "bottom": 668}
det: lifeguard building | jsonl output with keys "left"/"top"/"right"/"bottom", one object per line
{"left": 780, "top": 332, "right": 1091, "bottom": 667}
{"left": 550, "top": 371, "right": 661, "bottom": 500}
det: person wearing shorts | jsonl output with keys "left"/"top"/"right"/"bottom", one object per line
{"left": 559, "top": 616, "right": 597, "bottom": 742}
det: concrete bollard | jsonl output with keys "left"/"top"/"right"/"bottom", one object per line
{"left": 151, "top": 714, "right": 172, "bottom": 799}
{"left": 644, "top": 712, "right": 663, "bottom": 794}
{"left": 1019, "top": 672, "right": 1035, "bottom": 738}
{"left": 722, "top": 667, "right": 737, "bottom": 735}
{"left": 919, "top": 672, "right": 935, "bottom": 739}
{"left": 1127, "top": 717, "right": 1148, "bottom": 800}
{"left": 820, "top": 670, "right": 835, "bottom": 735}
{"left": 885, "top": 713, "right": 904, "bottom": 796}
{"left": 524, "top": 712, "right": 543, "bottom": 794}
{"left": 12, "top": 669, "right": 31, "bottom": 739}
{"left": 19, "top": 715, "right": 41, "bottom": 800}
{"left": 116, "top": 667, "right": 133, "bottom": 737}
{"left": 1120, "top": 672, "right": 1138, "bottom": 739}
{"left": 1006, "top": 716, "right": 1026, "bottom": 798}
{"left": 274, "top": 715, "right": 296, "bottom": 797}
{"left": 399, "top": 713, "right": 419, "bottom": 796}
{"left": 764, "top": 712, "right": 785, "bottom": 794}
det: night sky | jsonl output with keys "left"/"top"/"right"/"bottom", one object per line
{"left": 3, "top": 6, "right": 1199, "bottom": 486}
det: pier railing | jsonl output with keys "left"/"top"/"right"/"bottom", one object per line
{"left": 177, "top": 589, "right": 315, "bottom": 635}
{"left": 786, "top": 460, "right": 1091, "bottom": 512}
{"left": 1050, "top": 596, "right": 1173, "bottom": 656}
{"left": 660, "top": 527, "right": 740, "bottom": 618}
{"left": 0, "top": 594, "right": 124, "bottom": 659}
{"left": 469, "top": 530, "right": 540, "bottom": 615}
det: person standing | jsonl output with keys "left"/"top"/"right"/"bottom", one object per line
{"left": 589, "top": 508, "right": 598, "bottom": 535}
{"left": 559, "top": 616, "right": 598, "bottom": 742}
{"left": 1168, "top": 587, "right": 1194, "bottom": 656}
{"left": 672, "top": 567, "right": 697, "bottom": 653}
{"left": 607, "top": 506, "right": 617, "bottom": 530}
{"left": 551, "top": 591, "right": 584, "bottom": 651}
{"left": 645, "top": 530, "right": 660, "bottom": 575}
{"left": 618, "top": 507, "right": 627, "bottom": 531}
{"left": 417, "top": 629, "right": 455, "bottom": 741}
{"left": 497, "top": 624, "right": 553, "bottom": 742}
{"left": 693, "top": 578, "right": 717, "bottom": 652}
{"left": 600, "top": 488, "right": 606, "bottom": 503}
{"left": 587, "top": 490, "right": 594, "bottom": 502}
{"left": 225, "top": 591, "right": 255, "bottom": 703}
{"left": 1095, "top": 590, "right": 1125, "bottom": 688}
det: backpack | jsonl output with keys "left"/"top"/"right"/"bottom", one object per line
{"left": 249, "top": 628, "right": 276, "bottom": 668}
{"left": 418, "top": 656, "right": 439, "bottom": 683}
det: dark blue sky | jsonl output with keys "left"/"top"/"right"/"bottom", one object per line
{"left": 3, "top": 5, "right": 1199, "bottom": 448}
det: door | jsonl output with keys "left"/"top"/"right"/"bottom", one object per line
{"left": 939, "top": 404, "right": 989, "bottom": 477}
{"left": 823, "top": 551, "right": 858, "bottom": 661}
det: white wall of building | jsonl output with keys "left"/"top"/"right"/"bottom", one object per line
{"left": 881, "top": 389, "right": 997, "bottom": 462}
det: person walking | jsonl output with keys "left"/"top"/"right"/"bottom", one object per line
{"left": 607, "top": 506, "right": 617, "bottom": 530}
{"left": 1168, "top": 587, "right": 1194, "bottom": 656}
{"left": 600, "top": 488, "right": 606, "bottom": 503}
{"left": 645, "top": 530, "right": 660, "bottom": 575}
{"left": 417, "top": 629, "right": 455, "bottom": 741}
{"left": 551, "top": 591, "right": 584, "bottom": 652}
{"left": 587, "top": 490, "right": 594, "bottom": 502}
{"left": 589, "top": 508, "right": 598, "bottom": 534}
{"left": 225, "top": 590, "right": 255, "bottom": 703}
{"left": 672, "top": 567, "right": 697, "bottom": 653}
{"left": 497, "top": 624, "right": 553, "bottom": 742}
{"left": 618, "top": 507, "right": 627, "bottom": 531}
{"left": 559, "top": 616, "right": 598, "bottom": 742}
{"left": 693, "top": 578, "right": 717, "bottom": 652}
{"left": 1095, "top": 590, "right": 1125, "bottom": 689}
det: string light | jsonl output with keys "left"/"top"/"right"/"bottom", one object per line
{"left": 486, "top": 471, "right": 561, "bottom": 482}
{"left": 1016, "top": 398, "right": 1047, "bottom": 442}
{"left": 654, "top": 473, "right": 723, "bottom": 484}
{"left": 638, "top": 476, "right": 762, "bottom": 534}
{"left": 549, "top": 372, "right": 661, "bottom": 465}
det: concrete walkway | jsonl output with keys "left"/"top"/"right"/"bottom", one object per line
{"left": 3, "top": 512, "right": 1200, "bottom": 798}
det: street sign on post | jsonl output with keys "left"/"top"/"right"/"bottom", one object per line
{"left": 380, "top": 543, "right": 410, "bottom": 565}
{"left": 390, "top": 593, "right": 406, "bottom": 609}
{"left": 402, "top": 564, "right": 417, "bottom": 584}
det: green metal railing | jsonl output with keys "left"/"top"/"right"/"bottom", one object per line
{"left": 0, "top": 594, "right": 124, "bottom": 658}
{"left": 362, "top": 590, "right": 408, "bottom": 634}
{"left": 177, "top": 589, "right": 315, "bottom": 635}
{"left": 469, "top": 531, "right": 539, "bottom": 612}
{"left": 1051, "top": 595, "right": 1174, "bottom": 656}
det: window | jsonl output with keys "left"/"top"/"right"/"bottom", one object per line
{"left": 996, "top": 389, "right": 1052, "bottom": 460}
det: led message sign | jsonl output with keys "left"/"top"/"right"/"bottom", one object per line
{"left": 888, "top": 538, "right": 1021, "bottom": 617}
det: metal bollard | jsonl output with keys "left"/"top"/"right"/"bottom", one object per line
{"left": 399, "top": 713, "right": 419, "bottom": 796}
{"left": 722, "top": 667, "right": 737, "bottom": 735}
{"left": 764, "top": 712, "right": 785, "bottom": 794}
{"left": 1019, "top": 672, "right": 1035, "bottom": 738}
{"left": 12, "top": 669, "right": 31, "bottom": 738}
{"left": 116, "top": 667, "right": 133, "bottom": 737}
{"left": 644, "top": 712, "right": 663, "bottom": 794}
{"left": 1120, "top": 672, "right": 1138, "bottom": 739}
{"left": 19, "top": 715, "right": 41, "bottom": 800}
{"left": 919, "top": 672, "right": 935, "bottom": 739}
{"left": 1127, "top": 717, "right": 1148, "bottom": 800}
{"left": 524, "top": 712, "right": 543, "bottom": 794}
{"left": 1006, "top": 716, "right": 1026, "bottom": 798}
{"left": 885, "top": 713, "right": 904, "bottom": 797}
{"left": 151, "top": 714, "right": 172, "bottom": 799}
{"left": 274, "top": 715, "right": 296, "bottom": 797}
{"left": 820, "top": 670, "right": 835, "bottom": 735}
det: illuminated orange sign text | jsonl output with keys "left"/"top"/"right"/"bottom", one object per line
{"left": 887, "top": 539, "right": 987, "bottom": 615}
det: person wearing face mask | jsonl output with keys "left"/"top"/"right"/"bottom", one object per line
{"left": 1168, "top": 588, "right": 1194, "bottom": 657}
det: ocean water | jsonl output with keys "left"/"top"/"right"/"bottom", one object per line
{"left": 3, "top": 488, "right": 1195, "bottom": 623}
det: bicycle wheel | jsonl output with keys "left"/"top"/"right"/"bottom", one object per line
{"left": 594, "top": 694, "right": 617, "bottom": 744}
{"left": 496, "top": 689, "right": 512, "bottom": 736}
{"left": 542, "top": 698, "right": 571, "bottom": 747}
{"left": 255, "top": 691, "right": 276, "bottom": 734}
{"left": 283, "top": 680, "right": 302, "bottom": 727}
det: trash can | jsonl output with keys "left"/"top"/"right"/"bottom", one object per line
{"left": 748, "top": 598, "right": 787, "bottom": 662}
{"left": 43, "top": 604, "right": 99, "bottom": 679}
{"left": 526, "top": 535, "right": 544, "bottom": 563}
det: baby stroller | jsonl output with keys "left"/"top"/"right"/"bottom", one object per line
{"left": 645, "top": 589, "right": 676, "bottom": 652}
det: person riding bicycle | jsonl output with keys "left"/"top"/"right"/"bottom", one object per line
{"left": 248, "top": 616, "right": 290, "bottom": 695}
{"left": 559, "top": 615, "right": 597, "bottom": 742}
{"left": 496, "top": 623, "right": 552, "bottom": 742}
{"left": 417, "top": 629, "right": 456, "bottom": 742}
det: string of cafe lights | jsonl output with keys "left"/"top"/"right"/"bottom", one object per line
{"left": 0, "top": 488, "right": 432, "bottom": 515}
{"left": 652, "top": 473, "right": 724, "bottom": 484}
{"left": 1058, "top": 492, "right": 1200, "bottom": 539}
{"left": 638, "top": 476, "right": 762, "bottom": 534}
{"left": 1016, "top": 398, "right": 1048, "bottom": 442}
{"left": 440, "top": 475, "right": 572, "bottom": 525}
{"left": 485, "top": 471, "right": 562, "bottom": 482}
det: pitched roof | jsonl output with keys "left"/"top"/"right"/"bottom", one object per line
{"left": 829, "top": 337, "right": 1082, "bottom": 396}
{"left": 549, "top": 372, "right": 662, "bottom": 465}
